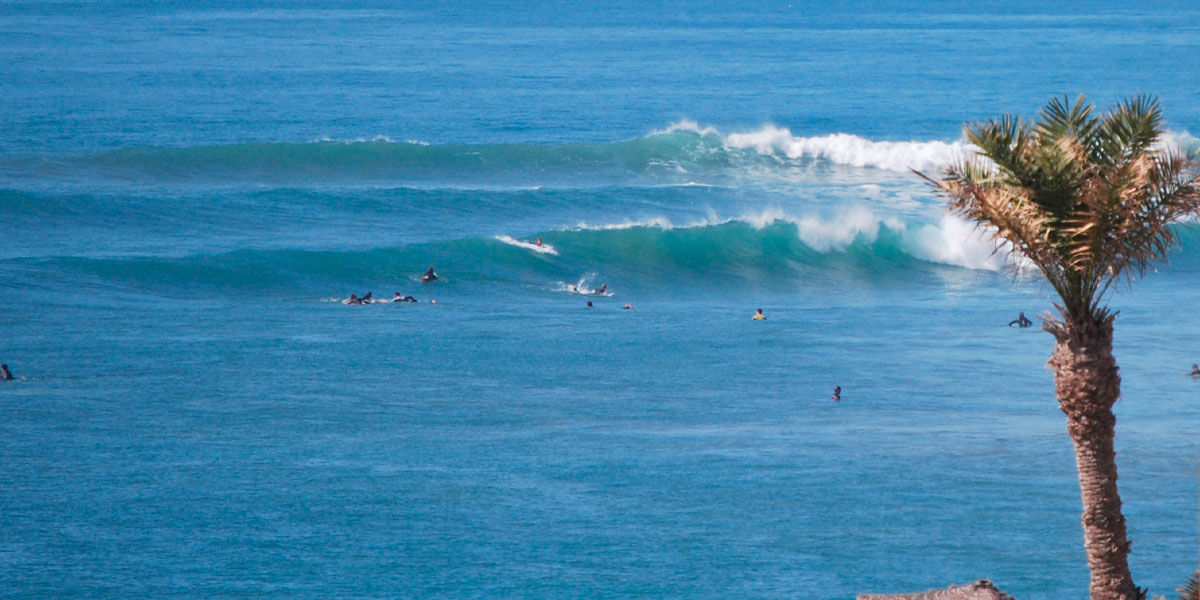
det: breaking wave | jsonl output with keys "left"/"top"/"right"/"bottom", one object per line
{"left": 6, "top": 210, "right": 1042, "bottom": 296}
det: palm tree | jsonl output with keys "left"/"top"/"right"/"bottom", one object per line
{"left": 920, "top": 95, "right": 1200, "bottom": 600}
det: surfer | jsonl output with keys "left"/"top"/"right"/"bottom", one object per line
{"left": 832, "top": 386, "right": 841, "bottom": 402}
{"left": 346, "top": 294, "right": 362, "bottom": 305}
{"left": 1008, "top": 311, "right": 1032, "bottom": 328}
{"left": 586, "top": 301, "right": 594, "bottom": 308}
{"left": 752, "top": 308, "right": 766, "bottom": 321}
{"left": 535, "top": 237, "right": 543, "bottom": 247}
{"left": 594, "top": 283, "right": 607, "bottom": 295}
{"left": 1191, "top": 364, "right": 1200, "bottom": 377}
{"left": 1, "top": 364, "right": 12, "bottom": 381}
{"left": 623, "top": 303, "right": 632, "bottom": 310}
{"left": 393, "top": 292, "right": 417, "bottom": 303}
{"left": 362, "top": 291, "right": 373, "bottom": 303}
{"left": 422, "top": 267, "right": 438, "bottom": 282}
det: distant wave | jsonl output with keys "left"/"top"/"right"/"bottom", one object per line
{"left": 4, "top": 125, "right": 1194, "bottom": 190}
{"left": 0, "top": 125, "right": 972, "bottom": 189}
{"left": 665, "top": 119, "right": 971, "bottom": 174}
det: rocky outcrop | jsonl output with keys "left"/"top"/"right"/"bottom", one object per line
{"left": 858, "top": 579, "right": 1014, "bottom": 600}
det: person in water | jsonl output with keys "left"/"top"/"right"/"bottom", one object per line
{"left": 623, "top": 303, "right": 632, "bottom": 310}
{"left": 1009, "top": 311, "right": 1032, "bottom": 327}
{"left": 1, "top": 364, "right": 12, "bottom": 381}
{"left": 594, "top": 283, "right": 607, "bottom": 295}
{"left": 361, "top": 291, "right": 373, "bottom": 303}
{"left": 832, "top": 386, "right": 841, "bottom": 402}
{"left": 347, "top": 294, "right": 362, "bottom": 305}
{"left": 535, "top": 237, "right": 543, "bottom": 247}
{"left": 422, "top": 267, "right": 438, "bottom": 282}
{"left": 393, "top": 292, "right": 418, "bottom": 303}
{"left": 1191, "top": 364, "right": 1200, "bottom": 377}
{"left": 586, "top": 301, "right": 593, "bottom": 308}
{"left": 752, "top": 308, "right": 766, "bottom": 320}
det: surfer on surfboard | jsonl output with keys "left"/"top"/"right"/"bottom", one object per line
{"left": 422, "top": 267, "right": 438, "bottom": 282}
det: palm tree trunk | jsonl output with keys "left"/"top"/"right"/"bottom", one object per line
{"left": 1047, "top": 313, "right": 1140, "bottom": 600}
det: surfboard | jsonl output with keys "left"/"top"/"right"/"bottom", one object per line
{"left": 496, "top": 235, "right": 557, "bottom": 255}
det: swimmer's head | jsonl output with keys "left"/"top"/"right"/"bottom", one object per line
{"left": 586, "top": 301, "right": 593, "bottom": 307}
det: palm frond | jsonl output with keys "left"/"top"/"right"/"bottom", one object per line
{"left": 919, "top": 95, "right": 1200, "bottom": 321}
{"left": 1178, "top": 572, "right": 1200, "bottom": 600}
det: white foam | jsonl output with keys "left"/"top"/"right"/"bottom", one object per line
{"left": 566, "top": 207, "right": 1023, "bottom": 271}
{"left": 554, "top": 276, "right": 613, "bottom": 297}
{"left": 724, "top": 127, "right": 971, "bottom": 174}
{"left": 724, "top": 206, "right": 903, "bottom": 252}
{"left": 495, "top": 235, "right": 557, "bottom": 255}
{"left": 654, "top": 119, "right": 721, "bottom": 137}
{"left": 570, "top": 216, "right": 679, "bottom": 231}
{"left": 569, "top": 207, "right": 899, "bottom": 253}
{"left": 311, "top": 135, "right": 399, "bottom": 144}
{"left": 799, "top": 207, "right": 904, "bottom": 253}
{"left": 903, "top": 214, "right": 1014, "bottom": 272}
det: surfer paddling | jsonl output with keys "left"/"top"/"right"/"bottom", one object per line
{"left": 393, "top": 292, "right": 418, "bottom": 303}
{"left": 422, "top": 267, "right": 438, "bottom": 282}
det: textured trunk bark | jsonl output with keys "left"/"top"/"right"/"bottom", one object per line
{"left": 1046, "top": 313, "right": 1140, "bottom": 600}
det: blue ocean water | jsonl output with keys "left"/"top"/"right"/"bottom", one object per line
{"left": 2, "top": 2, "right": 1200, "bottom": 598}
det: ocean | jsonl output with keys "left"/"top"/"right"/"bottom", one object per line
{"left": 2, "top": 2, "right": 1200, "bottom": 598}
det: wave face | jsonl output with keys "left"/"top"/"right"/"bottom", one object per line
{"left": 19, "top": 214, "right": 1197, "bottom": 298}
{"left": 0, "top": 221, "right": 923, "bottom": 296}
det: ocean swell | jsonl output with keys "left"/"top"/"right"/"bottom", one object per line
{"left": 5, "top": 211, "right": 1038, "bottom": 297}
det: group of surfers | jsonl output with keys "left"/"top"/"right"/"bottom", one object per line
{"left": 345, "top": 267, "right": 438, "bottom": 305}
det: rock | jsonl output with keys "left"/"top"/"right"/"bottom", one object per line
{"left": 858, "top": 579, "right": 1014, "bottom": 600}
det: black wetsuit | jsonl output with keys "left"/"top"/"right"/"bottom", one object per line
{"left": 1009, "top": 316, "right": 1032, "bottom": 327}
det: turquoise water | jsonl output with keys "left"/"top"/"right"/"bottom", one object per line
{"left": 3, "top": 3, "right": 1200, "bottom": 598}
